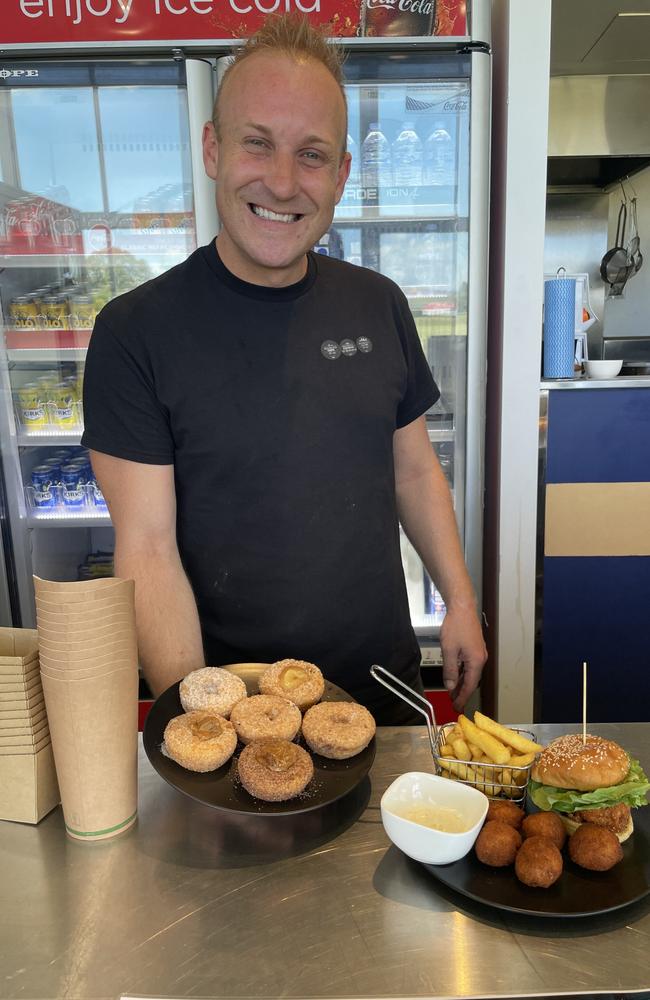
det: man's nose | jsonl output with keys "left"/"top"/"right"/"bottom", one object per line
{"left": 265, "top": 150, "right": 300, "bottom": 201}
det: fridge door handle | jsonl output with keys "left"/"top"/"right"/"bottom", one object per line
{"left": 185, "top": 58, "right": 219, "bottom": 249}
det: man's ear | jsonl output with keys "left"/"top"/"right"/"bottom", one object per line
{"left": 202, "top": 120, "right": 219, "bottom": 181}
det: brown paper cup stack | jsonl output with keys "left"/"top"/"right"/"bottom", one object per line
{"left": 34, "top": 576, "right": 138, "bottom": 842}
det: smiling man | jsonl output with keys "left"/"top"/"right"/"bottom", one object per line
{"left": 82, "top": 15, "right": 486, "bottom": 723}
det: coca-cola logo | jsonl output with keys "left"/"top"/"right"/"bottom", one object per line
{"left": 443, "top": 99, "right": 468, "bottom": 111}
{"left": 366, "top": 0, "right": 433, "bottom": 11}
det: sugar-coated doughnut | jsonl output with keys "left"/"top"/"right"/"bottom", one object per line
{"left": 237, "top": 738, "right": 314, "bottom": 802}
{"left": 163, "top": 711, "right": 237, "bottom": 772}
{"left": 179, "top": 666, "right": 247, "bottom": 717}
{"left": 230, "top": 694, "right": 302, "bottom": 745}
{"left": 302, "top": 701, "right": 376, "bottom": 759}
{"left": 259, "top": 659, "right": 325, "bottom": 711}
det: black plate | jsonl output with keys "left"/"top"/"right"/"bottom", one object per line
{"left": 143, "top": 664, "right": 376, "bottom": 816}
{"left": 422, "top": 803, "right": 650, "bottom": 918}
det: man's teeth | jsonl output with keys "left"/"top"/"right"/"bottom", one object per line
{"left": 252, "top": 205, "right": 299, "bottom": 223}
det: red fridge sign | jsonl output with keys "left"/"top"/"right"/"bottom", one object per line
{"left": 1, "top": 0, "right": 467, "bottom": 44}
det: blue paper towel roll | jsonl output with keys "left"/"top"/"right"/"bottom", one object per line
{"left": 544, "top": 276, "right": 576, "bottom": 378}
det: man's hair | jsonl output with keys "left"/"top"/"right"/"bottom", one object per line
{"left": 212, "top": 14, "right": 348, "bottom": 151}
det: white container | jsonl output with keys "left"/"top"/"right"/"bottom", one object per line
{"left": 380, "top": 772, "right": 488, "bottom": 865}
{"left": 584, "top": 359, "right": 623, "bottom": 379}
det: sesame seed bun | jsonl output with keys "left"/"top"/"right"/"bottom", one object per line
{"left": 531, "top": 734, "right": 630, "bottom": 792}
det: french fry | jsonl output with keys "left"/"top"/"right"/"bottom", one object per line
{"left": 446, "top": 724, "right": 463, "bottom": 743}
{"left": 508, "top": 752, "right": 536, "bottom": 768}
{"left": 451, "top": 738, "right": 472, "bottom": 761}
{"left": 458, "top": 714, "right": 510, "bottom": 765}
{"left": 439, "top": 743, "right": 454, "bottom": 758}
{"left": 473, "top": 711, "right": 544, "bottom": 754}
{"left": 468, "top": 741, "right": 483, "bottom": 760}
{"left": 438, "top": 757, "right": 477, "bottom": 782}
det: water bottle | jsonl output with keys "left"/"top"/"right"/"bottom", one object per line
{"left": 361, "top": 122, "right": 392, "bottom": 189}
{"left": 391, "top": 121, "right": 423, "bottom": 187}
{"left": 347, "top": 133, "right": 360, "bottom": 186}
{"left": 424, "top": 122, "right": 454, "bottom": 187}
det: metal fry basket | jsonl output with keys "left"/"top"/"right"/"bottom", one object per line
{"left": 370, "top": 664, "right": 536, "bottom": 805}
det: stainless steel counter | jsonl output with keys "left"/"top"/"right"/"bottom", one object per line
{"left": 541, "top": 377, "right": 650, "bottom": 389}
{"left": 2, "top": 723, "right": 649, "bottom": 1000}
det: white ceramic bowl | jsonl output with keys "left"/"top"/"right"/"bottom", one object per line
{"left": 584, "top": 359, "right": 623, "bottom": 379}
{"left": 380, "top": 772, "right": 489, "bottom": 865}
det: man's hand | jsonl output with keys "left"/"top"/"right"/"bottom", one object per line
{"left": 440, "top": 603, "right": 487, "bottom": 712}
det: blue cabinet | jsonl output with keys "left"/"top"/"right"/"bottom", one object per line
{"left": 539, "top": 387, "right": 650, "bottom": 722}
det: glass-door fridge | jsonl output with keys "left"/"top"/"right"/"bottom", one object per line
{"left": 326, "top": 36, "right": 490, "bottom": 652}
{"left": 0, "top": 59, "right": 216, "bottom": 626}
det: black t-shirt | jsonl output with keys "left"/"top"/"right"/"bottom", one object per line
{"left": 82, "top": 242, "right": 439, "bottom": 719}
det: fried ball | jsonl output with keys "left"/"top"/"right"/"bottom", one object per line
{"left": 568, "top": 822, "right": 623, "bottom": 871}
{"left": 521, "top": 811, "right": 567, "bottom": 850}
{"left": 515, "top": 836, "right": 563, "bottom": 888}
{"left": 475, "top": 820, "right": 522, "bottom": 867}
{"left": 486, "top": 800, "right": 525, "bottom": 829}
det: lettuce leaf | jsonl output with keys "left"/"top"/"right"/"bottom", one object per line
{"left": 529, "top": 758, "right": 650, "bottom": 813}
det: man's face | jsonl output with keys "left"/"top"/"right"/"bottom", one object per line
{"left": 203, "top": 51, "right": 350, "bottom": 287}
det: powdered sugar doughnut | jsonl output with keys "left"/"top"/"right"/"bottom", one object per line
{"left": 302, "top": 702, "right": 376, "bottom": 759}
{"left": 179, "top": 667, "right": 247, "bottom": 717}
{"left": 163, "top": 711, "right": 237, "bottom": 772}
{"left": 259, "top": 659, "right": 324, "bottom": 711}
{"left": 230, "top": 694, "right": 302, "bottom": 745}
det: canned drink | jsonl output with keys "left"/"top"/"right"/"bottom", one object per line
{"left": 52, "top": 382, "right": 77, "bottom": 427}
{"left": 31, "top": 465, "right": 54, "bottom": 490}
{"left": 62, "top": 484, "right": 86, "bottom": 508}
{"left": 33, "top": 488, "right": 56, "bottom": 509}
{"left": 60, "top": 464, "right": 83, "bottom": 489}
{"left": 10, "top": 296, "right": 39, "bottom": 329}
{"left": 17, "top": 383, "right": 46, "bottom": 429}
{"left": 91, "top": 480, "right": 107, "bottom": 508}
{"left": 68, "top": 295, "right": 95, "bottom": 329}
{"left": 42, "top": 295, "right": 69, "bottom": 329}
{"left": 41, "top": 461, "right": 62, "bottom": 484}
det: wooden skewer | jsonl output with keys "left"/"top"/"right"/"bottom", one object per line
{"left": 582, "top": 661, "right": 588, "bottom": 745}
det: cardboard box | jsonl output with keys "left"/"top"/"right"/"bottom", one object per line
{"left": 0, "top": 743, "right": 59, "bottom": 823}
{"left": 0, "top": 628, "right": 60, "bottom": 824}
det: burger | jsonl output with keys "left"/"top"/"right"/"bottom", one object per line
{"left": 529, "top": 734, "right": 649, "bottom": 842}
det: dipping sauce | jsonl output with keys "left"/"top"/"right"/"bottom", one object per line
{"left": 391, "top": 804, "right": 470, "bottom": 833}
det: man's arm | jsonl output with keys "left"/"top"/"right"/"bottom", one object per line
{"left": 393, "top": 415, "right": 487, "bottom": 711}
{"left": 90, "top": 451, "right": 205, "bottom": 697}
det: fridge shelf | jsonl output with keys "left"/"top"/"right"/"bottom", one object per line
{"left": 7, "top": 349, "right": 87, "bottom": 363}
{"left": 0, "top": 251, "right": 186, "bottom": 269}
{"left": 27, "top": 512, "right": 111, "bottom": 528}
{"left": 18, "top": 432, "right": 83, "bottom": 447}
{"left": 5, "top": 330, "right": 91, "bottom": 352}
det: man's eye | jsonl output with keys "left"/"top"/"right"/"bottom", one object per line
{"left": 302, "top": 150, "right": 324, "bottom": 163}
{"left": 244, "top": 138, "right": 268, "bottom": 150}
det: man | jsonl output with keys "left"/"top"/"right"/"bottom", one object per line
{"left": 82, "top": 15, "right": 486, "bottom": 723}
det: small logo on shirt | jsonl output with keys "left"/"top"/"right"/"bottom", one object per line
{"left": 320, "top": 337, "right": 373, "bottom": 361}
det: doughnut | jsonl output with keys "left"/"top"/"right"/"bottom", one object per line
{"left": 230, "top": 694, "right": 302, "bottom": 745}
{"left": 163, "top": 710, "right": 237, "bottom": 772}
{"left": 179, "top": 667, "right": 247, "bottom": 717}
{"left": 259, "top": 659, "right": 325, "bottom": 711}
{"left": 237, "top": 738, "right": 314, "bottom": 802}
{"left": 302, "top": 701, "right": 376, "bottom": 759}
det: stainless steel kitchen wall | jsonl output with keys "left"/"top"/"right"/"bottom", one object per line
{"left": 544, "top": 192, "right": 609, "bottom": 360}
